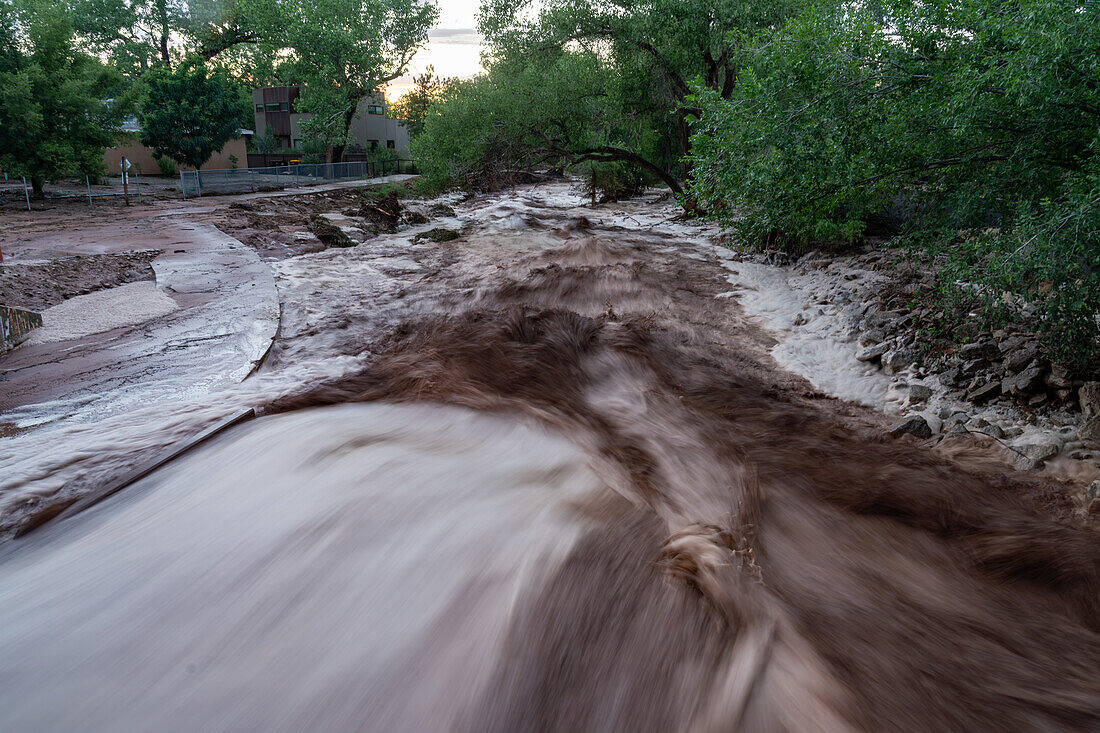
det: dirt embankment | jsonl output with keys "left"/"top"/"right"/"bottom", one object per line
{"left": 0, "top": 251, "right": 160, "bottom": 312}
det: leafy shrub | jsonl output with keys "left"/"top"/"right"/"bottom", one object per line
{"left": 155, "top": 155, "right": 177, "bottom": 176}
{"left": 297, "top": 137, "right": 327, "bottom": 164}
{"left": 688, "top": 0, "right": 1100, "bottom": 370}
{"left": 579, "top": 161, "right": 651, "bottom": 203}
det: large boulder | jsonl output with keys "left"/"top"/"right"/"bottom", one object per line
{"left": 1002, "top": 365, "right": 1045, "bottom": 396}
{"left": 968, "top": 381, "right": 1002, "bottom": 404}
{"left": 1080, "top": 382, "right": 1100, "bottom": 419}
{"left": 890, "top": 415, "right": 933, "bottom": 439}
{"left": 1079, "top": 383, "right": 1100, "bottom": 446}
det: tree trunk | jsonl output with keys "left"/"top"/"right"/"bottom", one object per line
{"left": 578, "top": 147, "right": 687, "bottom": 200}
{"left": 677, "top": 109, "right": 692, "bottom": 181}
{"left": 329, "top": 104, "right": 360, "bottom": 163}
{"left": 156, "top": 0, "right": 170, "bottom": 63}
{"left": 31, "top": 178, "right": 44, "bottom": 197}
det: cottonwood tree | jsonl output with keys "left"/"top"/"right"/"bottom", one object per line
{"left": 0, "top": 0, "right": 130, "bottom": 194}
{"left": 458, "top": 0, "right": 797, "bottom": 196}
{"left": 69, "top": 0, "right": 261, "bottom": 75}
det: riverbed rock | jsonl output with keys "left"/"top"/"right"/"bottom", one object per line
{"left": 968, "top": 381, "right": 1002, "bottom": 403}
{"left": 882, "top": 348, "right": 916, "bottom": 374}
{"left": 981, "top": 423, "right": 1007, "bottom": 440}
{"left": 939, "top": 367, "right": 962, "bottom": 387}
{"left": 1016, "top": 441, "right": 1060, "bottom": 469}
{"left": 1003, "top": 365, "right": 1046, "bottom": 396}
{"left": 909, "top": 384, "right": 933, "bottom": 403}
{"left": 890, "top": 415, "right": 933, "bottom": 439}
{"left": 1080, "top": 382, "right": 1100, "bottom": 419}
{"left": 959, "top": 341, "right": 999, "bottom": 361}
{"left": 1085, "top": 480, "right": 1100, "bottom": 504}
{"left": 1045, "top": 364, "right": 1073, "bottom": 390}
{"left": 857, "top": 342, "right": 889, "bottom": 361}
{"left": 1079, "top": 417, "right": 1100, "bottom": 447}
{"left": 1003, "top": 345, "right": 1040, "bottom": 373}
{"left": 859, "top": 329, "right": 886, "bottom": 347}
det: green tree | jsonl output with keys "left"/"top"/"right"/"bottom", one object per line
{"left": 138, "top": 57, "right": 250, "bottom": 169}
{"left": 253, "top": 127, "right": 281, "bottom": 154}
{"left": 0, "top": 0, "right": 130, "bottom": 195}
{"left": 687, "top": 0, "right": 1100, "bottom": 367}
{"left": 388, "top": 65, "right": 452, "bottom": 138}
{"left": 260, "top": 0, "right": 438, "bottom": 161}
{"left": 457, "top": 0, "right": 798, "bottom": 198}
{"left": 413, "top": 50, "right": 684, "bottom": 195}
{"left": 69, "top": 0, "right": 261, "bottom": 76}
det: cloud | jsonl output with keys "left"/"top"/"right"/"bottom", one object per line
{"left": 427, "top": 28, "right": 483, "bottom": 45}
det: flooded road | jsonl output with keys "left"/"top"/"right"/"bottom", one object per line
{"left": 1, "top": 183, "right": 1098, "bottom": 730}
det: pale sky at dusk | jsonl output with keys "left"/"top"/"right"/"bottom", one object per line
{"left": 388, "top": 1, "right": 487, "bottom": 99}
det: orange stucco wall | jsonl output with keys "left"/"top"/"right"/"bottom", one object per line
{"left": 102, "top": 137, "right": 249, "bottom": 175}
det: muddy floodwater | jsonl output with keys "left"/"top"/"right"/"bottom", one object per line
{"left": 1, "top": 184, "right": 1098, "bottom": 731}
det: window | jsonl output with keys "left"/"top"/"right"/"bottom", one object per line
{"left": 367, "top": 104, "right": 383, "bottom": 115}
{"left": 265, "top": 103, "right": 279, "bottom": 112}
{"left": 386, "top": 140, "right": 395, "bottom": 149}
{"left": 369, "top": 140, "right": 379, "bottom": 150}
{"left": 280, "top": 102, "right": 289, "bottom": 111}
{"left": 255, "top": 104, "right": 264, "bottom": 112}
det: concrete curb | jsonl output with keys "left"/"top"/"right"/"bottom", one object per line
{"left": 15, "top": 407, "right": 258, "bottom": 539}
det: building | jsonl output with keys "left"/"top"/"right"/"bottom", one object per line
{"left": 103, "top": 117, "right": 251, "bottom": 175}
{"left": 252, "top": 86, "right": 410, "bottom": 157}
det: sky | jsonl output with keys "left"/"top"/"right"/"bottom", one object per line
{"left": 387, "top": 1, "right": 487, "bottom": 99}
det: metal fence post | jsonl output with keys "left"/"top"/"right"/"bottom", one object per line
{"left": 22, "top": 176, "right": 30, "bottom": 211}
{"left": 180, "top": 170, "right": 187, "bottom": 199}
{"left": 86, "top": 175, "right": 92, "bottom": 206}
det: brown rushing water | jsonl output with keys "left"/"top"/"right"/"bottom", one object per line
{"left": 1, "top": 185, "right": 1098, "bottom": 731}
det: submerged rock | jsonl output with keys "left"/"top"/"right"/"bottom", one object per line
{"left": 857, "top": 342, "right": 889, "bottom": 361}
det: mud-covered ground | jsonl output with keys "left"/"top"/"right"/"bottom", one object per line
{"left": 0, "top": 250, "right": 159, "bottom": 311}
{"left": 1, "top": 182, "right": 1098, "bottom": 731}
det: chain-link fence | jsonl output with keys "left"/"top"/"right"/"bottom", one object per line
{"left": 2, "top": 158, "right": 419, "bottom": 208}
{"left": 0, "top": 174, "right": 160, "bottom": 208}
{"left": 180, "top": 159, "right": 417, "bottom": 198}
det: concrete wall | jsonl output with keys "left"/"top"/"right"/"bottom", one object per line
{"left": 1, "top": 306, "right": 42, "bottom": 353}
{"left": 103, "top": 137, "right": 250, "bottom": 175}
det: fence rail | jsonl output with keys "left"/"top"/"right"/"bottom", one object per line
{"left": 180, "top": 159, "right": 417, "bottom": 198}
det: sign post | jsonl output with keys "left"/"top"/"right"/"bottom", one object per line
{"left": 119, "top": 157, "right": 131, "bottom": 205}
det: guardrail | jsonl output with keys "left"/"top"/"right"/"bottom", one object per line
{"left": 180, "top": 159, "right": 417, "bottom": 198}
